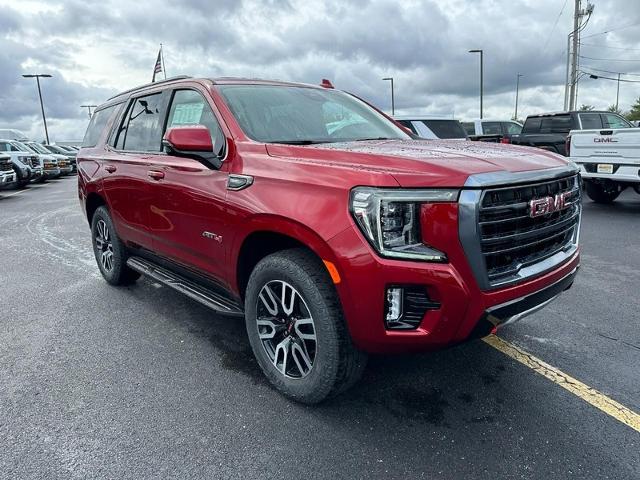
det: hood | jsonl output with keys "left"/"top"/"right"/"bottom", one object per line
{"left": 266, "top": 139, "right": 570, "bottom": 187}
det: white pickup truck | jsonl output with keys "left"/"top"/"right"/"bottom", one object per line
{"left": 568, "top": 127, "right": 640, "bottom": 203}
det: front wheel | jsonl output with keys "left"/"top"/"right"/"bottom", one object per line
{"left": 91, "top": 206, "right": 140, "bottom": 285}
{"left": 585, "top": 180, "right": 623, "bottom": 204}
{"left": 245, "top": 249, "right": 367, "bottom": 404}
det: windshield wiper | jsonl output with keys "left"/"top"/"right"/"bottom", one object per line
{"left": 269, "top": 140, "right": 331, "bottom": 145}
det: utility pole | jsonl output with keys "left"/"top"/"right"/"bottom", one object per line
{"left": 514, "top": 73, "right": 523, "bottom": 121}
{"left": 566, "top": 1, "right": 594, "bottom": 111}
{"left": 469, "top": 49, "right": 484, "bottom": 119}
{"left": 382, "top": 77, "right": 395, "bottom": 115}
{"left": 81, "top": 105, "right": 98, "bottom": 119}
{"left": 22, "top": 73, "right": 52, "bottom": 144}
{"left": 616, "top": 73, "right": 621, "bottom": 111}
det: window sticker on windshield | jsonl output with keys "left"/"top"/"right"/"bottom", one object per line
{"left": 171, "top": 103, "right": 204, "bottom": 125}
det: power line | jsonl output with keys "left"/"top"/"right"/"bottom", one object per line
{"left": 582, "top": 66, "right": 640, "bottom": 76}
{"left": 579, "top": 42, "right": 640, "bottom": 52}
{"left": 581, "top": 21, "right": 640, "bottom": 39}
{"left": 580, "top": 70, "right": 640, "bottom": 82}
{"left": 543, "top": 0, "right": 569, "bottom": 52}
{"left": 579, "top": 54, "right": 640, "bottom": 62}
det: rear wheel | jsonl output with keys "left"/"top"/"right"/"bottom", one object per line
{"left": 585, "top": 180, "right": 623, "bottom": 204}
{"left": 245, "top": 248, "right": 367, "bottom": 404}
{"left": 91, "top": 206, "right": 140, "bottom": 285}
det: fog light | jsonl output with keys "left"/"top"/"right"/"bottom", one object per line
{"left": 384, "top": 285, "right": 441, "bottom": 330}
{"left": 385, "top": 287, "right": 403, "bottom": 323}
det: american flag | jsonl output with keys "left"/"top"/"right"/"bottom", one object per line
{"left": 152, "top": 47, "right": 163, "bottom": 82}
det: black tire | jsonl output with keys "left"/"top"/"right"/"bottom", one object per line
{"left": 245, "top": 248, "right": 367, "bottom": 404}
{"left": 585, "top": 180, "right": 622, "bottom": 204}
{"left": 13, "top": 167, "right": 29, "bottom": 189}
{"left": 91, "top": 206, "right": 140, "bottom": 285}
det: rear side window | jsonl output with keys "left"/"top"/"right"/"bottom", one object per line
{"left": 461, "top": 122, "right": 475, "bottom": 135}
{"left": 166, "top": 89, "right": 225, "bottom": 157}
{"left": 420, "top": 120, "right": 467, "bottom": 139}
{"left": 503, "top": 122, "right": 522, "bottom": 135}
{"left": 116, "top": 93, "right": 167, "bottom": 152}
{"left": 579, "top": 113, "right": 602, "bottom": 129}
{"left": 540, "top": 115, "right": 572, "bottom": 134}
{"left": 481, "top": 122, "right": 502, "bottom": 135}
{"left": 396, "top": 120, "right": 417, "bottom": 134}
{"left": 602, "top": 113, "right": 631, "bottom": 129}
{"left": 522, "top": 117, "right": 541, "bottom": 134}
{"left": 82, "top": 105, "right": 118, "bottom": 147}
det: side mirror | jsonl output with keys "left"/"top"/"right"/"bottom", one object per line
{"left": 162, "top": 125, "right": 222, "bottom": 169}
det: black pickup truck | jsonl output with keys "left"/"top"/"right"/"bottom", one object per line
{"left": 508, "top": 111, "right": 633, "bottom": 156}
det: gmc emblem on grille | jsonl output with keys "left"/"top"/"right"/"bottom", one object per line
{"left": 529, "top": 192, "right": 571, "bottom": 218}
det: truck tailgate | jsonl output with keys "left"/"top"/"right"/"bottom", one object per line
{"left": 570, "top": 128, "right": 640, "bottom": 162}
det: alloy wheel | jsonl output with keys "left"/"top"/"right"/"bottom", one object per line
{"left": 95, "top": 219, "right": 114, "bottom": 272}
{"left": 256, "top": 280, "right": 317, "bottom": 379}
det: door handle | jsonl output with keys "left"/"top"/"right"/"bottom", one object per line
{"left": 147, "top": 170, "right": 165, "bottom": 180}
{"left": 104, "top": 165, "right": 116, "bottom": 173}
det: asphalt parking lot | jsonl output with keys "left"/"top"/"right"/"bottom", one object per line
{"left": 1, "top": 177, "right": 638, "bottom": 479}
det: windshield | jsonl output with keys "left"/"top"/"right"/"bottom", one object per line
{"left": 26, "top": 142, "right": 50, "bottom": 154}
{"left": 218, "top": 85, "right": 410, "bottom": 144}
{"left": 10, "top": 141, "right": 30, "bottom": 152}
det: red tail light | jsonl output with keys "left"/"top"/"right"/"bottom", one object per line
{"left": 500, "top": 136, "right": 511, "bottom": 144}
{"left": 565, "top": 135, "right": 571, "bottom": 156}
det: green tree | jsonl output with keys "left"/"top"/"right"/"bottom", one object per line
{"left": 579, "top": 104, "right": 595, "bottom": 111}
{"left": 607, "top": 104, "right": 622, "bottom": 115}
{"left": 627, "top": 97, "right": 640, "bottom": 121}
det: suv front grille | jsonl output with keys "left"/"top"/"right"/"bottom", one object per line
{"left": 478, "top": 175, "right": 580, "bottom": 285}
{"left": 0, "top": 158, "right": 11, "bottom": 172}
{"left": 459, "top": 171, "right": 581, "bottom": 290}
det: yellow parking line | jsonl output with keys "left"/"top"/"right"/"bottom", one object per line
{"left": 483, "top": 334, "right": 640, "bottom": 433}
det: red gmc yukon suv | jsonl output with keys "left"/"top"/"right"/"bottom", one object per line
{"left": 78, "top": 76, "right": 581, "bottom": 403}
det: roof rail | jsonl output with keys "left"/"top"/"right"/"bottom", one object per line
{"left": 107, "top": 75, "right": 193, "bottom": 100}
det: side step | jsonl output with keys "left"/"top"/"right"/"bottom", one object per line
{"left": 126, "top": 256, "right": 244, "bottom": 317}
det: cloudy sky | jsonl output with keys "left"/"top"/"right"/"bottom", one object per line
{"left": 1, "top": 0, "right": 639, "bottom": 141}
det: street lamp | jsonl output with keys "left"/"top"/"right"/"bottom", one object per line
{"left": 514, "top": 73, "right": 524, "bottom": 121}
{"left": 81, "top": 104, "right": 98, "bottom": 119}
{"left": 22, "top": 73, "right": 52, "bottom": 144}
{"left": 468, "top": 49, "right": 484, "bottom": 119}
{"left": 382, "top": 77, "right": 395, "bottom": 115}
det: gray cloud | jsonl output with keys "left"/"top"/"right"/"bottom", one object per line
{"left": 1, "top": 0, "right": 639, "bottom": 140}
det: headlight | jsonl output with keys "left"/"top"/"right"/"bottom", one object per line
{"left": 18, "top": 156, "right": 28, "bottom": 161}
{"left": 350, "top": 187, "right": 459, "bottom": 261}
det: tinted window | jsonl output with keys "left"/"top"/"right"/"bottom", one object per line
{"left": 218, "top": 85, "right": 409, "bottom": 143}
{"left": 579, "top": 113, "right": 602, "bottom": 129}
{"left": 419, "top": 120, "right": 467, "bottom": 139}
{"left": 461, "top": 122, "right": 475, "bottom": 135}
{"left": 0, "top": 142, "right": 10, "bottom": 152}
{"left": 482, "top": 122, "right": 502, "bottom": 135}
{"left": 540, "top": 115, "right": 572, "bottom": 134}
{"left": 117, "top": 93, "right": 166, "bottom": 152}
{"left": 503, "top": 122, "right": 522, "bottom": 135}
{"left": 82, "top": 105, "right": 117, "bottom": 147}
{"left": 166, "top": 90, "right": 225, "bottom": 157}
{"left": 602, "top": 113, "right": 632, "bottom": 129}
{"left": 522, "top": 117, "right": 541, "bottom": 133}
{"left": 396, "top": 120, "right": 417, "bottom": 134}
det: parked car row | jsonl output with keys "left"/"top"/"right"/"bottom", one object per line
{"left": 0, "top": 131, "right": 78, "bottom": 192}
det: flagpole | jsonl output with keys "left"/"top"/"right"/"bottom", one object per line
{"left": 160, "top": 43, "right": 167, "bottom": 80}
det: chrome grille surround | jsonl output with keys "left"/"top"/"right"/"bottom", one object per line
{"left": 459, "top": 165, "right": 581, "bottom": 290}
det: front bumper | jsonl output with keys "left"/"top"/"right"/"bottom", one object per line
{"left": 45, "top": 167, "right": 61, "bottom": 178}
{"left": 30, "top": 167, "right": 44, "bottom": 181}
{"left": 0, "top": 171, "right": 17, "bottom": 189}
{"left": 328, "top": 223, "right": 580, "bottom": 354}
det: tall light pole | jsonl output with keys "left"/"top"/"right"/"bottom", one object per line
{"left": 382, "top": 77, "right": 395, "bottom": 115}
{"left": 81, "top": 104, "right": 98, "bottom": 119}
{"left": 468, "top": 49, "right": 484, "bottom": 119}
{"left": 514, "top": 73, "right": 523, "bottom": 121}
{"left": 22, "top": 73, "right": 52, "bottom": 143}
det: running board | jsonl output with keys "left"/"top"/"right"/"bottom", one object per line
{"left": 126, "top": 256, "right": 244, "bottom": 316}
